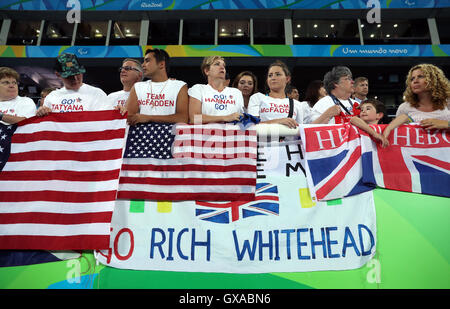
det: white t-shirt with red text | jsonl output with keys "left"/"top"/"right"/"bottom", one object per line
{"left": 44, "top": 84, "right": 110, "bottom": 112}
{"left": 134, "top": 79, "right": 186, "bottom": 115}
{"left": 311, "top": 95, "right": 355, "bottom": 124}
{"left": 247, "top": 92, "right": 312, "bottom": 124}
{"left": 188, "top": 84, "right": 244, "bottom": 116}
{"left": 107, "top": 90, "right": 130, "bottom": 109}
{"left": 0, "top": 96, "right": 36, "bottom": 125}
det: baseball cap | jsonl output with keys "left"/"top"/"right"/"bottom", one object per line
{"left": 55, "top": 53, "right": 86, "bottom": 78}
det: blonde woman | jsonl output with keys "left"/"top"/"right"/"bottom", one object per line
{"left": 188, "top": 56, "right": 244, "bottom": 124}
{"left": 383, "top": 63, "right": 450, "bottom": 139}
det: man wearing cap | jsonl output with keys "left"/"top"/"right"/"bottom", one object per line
{"left": 107, "top": 58, "right": 143, "bottom": 109}
{"left": 36, "top": 53, "right": 109, "bottom": 116}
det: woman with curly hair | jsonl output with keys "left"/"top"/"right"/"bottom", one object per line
{"left": 383, "top": 63, "right": 450, "bottom": 139}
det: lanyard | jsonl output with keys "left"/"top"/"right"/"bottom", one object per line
{"left": 329, "top": 94, "right": 352, "bottom": 115}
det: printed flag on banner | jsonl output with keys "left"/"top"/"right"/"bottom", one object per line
{"left": 361, "top": 124, "right": 450, "bottom": 198}
{"left": 117, "top": 122, "right": 257, "bottom": 201}
{"left": 0, "top": 111, "right": 127, "bottom": 250}
{"left": 195, "top": 183, "right": 279, "bottom": 224}
{"left": 299, "top": 124, "right": 375, "bottom": 201}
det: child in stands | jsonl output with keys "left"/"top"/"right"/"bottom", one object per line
{"left": 350, "top": 98, "right": 389, "bottom": 147}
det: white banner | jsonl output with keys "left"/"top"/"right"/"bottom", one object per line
{"left": 96, "top": 141, "right": 376, "bottom": 273}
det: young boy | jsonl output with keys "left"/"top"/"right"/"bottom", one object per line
{"left": 350, "top": 98, "right": 389, "bottom": 147}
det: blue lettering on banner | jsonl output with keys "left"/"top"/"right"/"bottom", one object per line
{"left": 342, "top": 226, "right": 360, "bottom": 257}
{"left": 146, "top": 225, "right": 374, "bottom": 262}
{"left": 359, "top": 224, "right": 375, "bottom": 256}
{"left": 281, "top": 229, "right": 295, "bottom": 260}
{"left": 149, "top": 228, "right": 211, "bottom": 261}
{"left": 326, "top": 226, "right": 340, "bottom": 259}
{"left": 232, "top": 225, "right": 375, "bottom": 261}
{"left": 296, "top": 228, "right": 310, "bottom": 260}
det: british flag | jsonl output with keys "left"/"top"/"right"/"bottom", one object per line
{"left": 195, "top": 183, "right": 279, "bottom": 224}
{"left": 362, "top": 124, "right": 450, "bottom": 198}
{"left": 299, "top": 124, "right": 375, "bottom": 201}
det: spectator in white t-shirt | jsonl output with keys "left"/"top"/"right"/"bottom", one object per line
{"left": 310, "top": 66, "right": 360, "bottom": 124}
{"left": 248, "top": 60, "right": 311, "bottom": 129}
{"left": 36, "top": 53, "right": 109, "bottom": 116}
{"left": 247, "top": 61, "right": 334, "bottom": 129}
{"left": 107, "top": 58, "right": 143, "bottom": 109}
{"left": 0, "top": 67, "right": 36, "bottom": 125}
{"left": 125, "top": 48, "right": 188, "bottom": 125}
{"left": 188, "top": 56, "right": 244, "bottom": 124}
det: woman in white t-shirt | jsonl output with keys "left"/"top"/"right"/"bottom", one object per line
{"left": 383, "top": 63, "right": 450, "bottom": 139}
{"left": 188, "top": 56, "right": 244, "bottom": 124}
{"left": 0, "top": 67, "right": 36, "bottom": 125}
{"left": 247, "top": 60, "right": 313, "bottom": 129}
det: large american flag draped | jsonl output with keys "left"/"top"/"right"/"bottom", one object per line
{"left": 0, "top": 111, "right": 127, "bottom": 250}
{"left": 117, "top": 122, "right": 257, "bottom": 201}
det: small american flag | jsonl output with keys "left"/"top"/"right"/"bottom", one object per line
{"left": 117, "top": 122, "right": 257, "bottom": 201}
{"left": 0, "top": 111, "right": 127, "bottom": 250}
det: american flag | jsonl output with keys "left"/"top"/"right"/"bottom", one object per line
{"left": 195, "top": 183, "right": 279, "bottom": 224}
{"left": 117, "top": 122, "right": 257, "bottom": 201}
{"left": 299, "top": 124, "right": 374, "bottom": 201}
{"left": 0, "top": 111, "right": 127, "bottom": 250}
{"left": 362, "top": 124, "right": 450, "bottom": 198}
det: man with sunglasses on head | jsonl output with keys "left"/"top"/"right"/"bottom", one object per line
{"left": 107, "top": 58, "right": 143, "bottom": 109}
{"left": 124, "top": 48, "right": 188, "bottom": 125}
{"left": 36, "top": 53, "right": 110, "bottom": 116}
{"left": 0, "top": 67, "right": 36, "bottom": 125}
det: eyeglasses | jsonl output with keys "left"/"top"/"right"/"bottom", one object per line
{"left": 118, "top": 66, "right": 141, "bottom": 73}
{"left": 0, "top": 80, "right": 18, "bottom": 86}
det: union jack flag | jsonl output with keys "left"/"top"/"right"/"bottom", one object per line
{"left": 299, "top": 124, "right": 374, "bottom": 201}
{"left": 195, "top": 183, "right": 279, "bottom": 224}
{"left": 362, "top": 124, "right": 450, "bottom": 198}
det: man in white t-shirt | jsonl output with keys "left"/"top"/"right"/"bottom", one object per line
{"left": 107, "top": 58, "right": 143, "bottom": 109}
{"left": 125, "top": 48, "right": 188, "bottom": 125}
{"left": 311, "top": 66, "right": 359, "bottom": 124}
{"left": 36, "top": 53, "right": 109, "bottom": 116}
{"left": 0, "top": 67, "right": 36, "bottom": 125}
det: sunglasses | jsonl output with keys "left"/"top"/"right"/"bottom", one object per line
{"left": 119, "top": 66, "right": 141, "bottom": 73}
